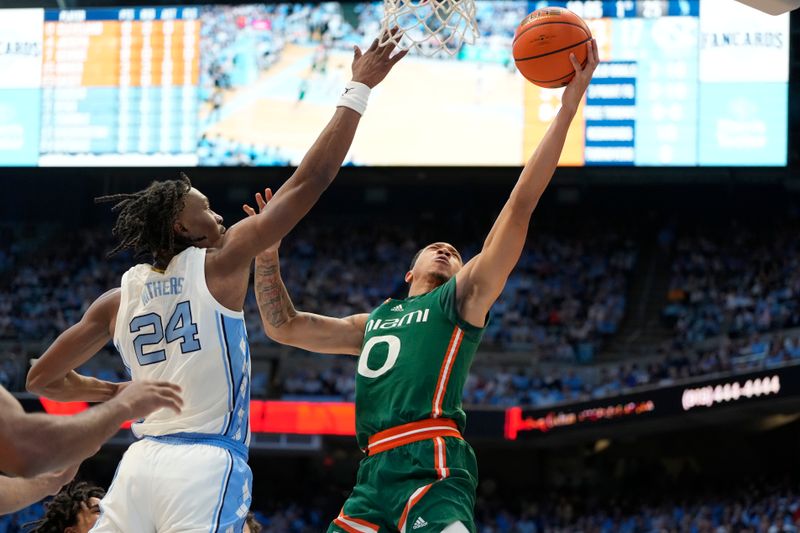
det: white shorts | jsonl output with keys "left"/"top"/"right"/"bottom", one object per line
{"left": 90, "top": 436, "right": 252, "bottom": 533}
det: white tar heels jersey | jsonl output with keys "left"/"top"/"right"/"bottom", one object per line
{"left": 113, "top": 247, "right": 251, "bottom": 446}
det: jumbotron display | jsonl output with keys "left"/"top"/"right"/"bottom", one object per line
{"left": 0, "top": 0, "right": 789, "bottom": 167}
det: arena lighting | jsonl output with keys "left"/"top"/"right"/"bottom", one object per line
{"left": 504, "top": 401, "right": 656, "bottom": 440}
{"left": 248, "top": 400, "right": 355, "bottom": 435}
{"left": 504, "top": 366, "right": 800, "bottom": 440}
{"left": 680, "top": 375, "right": 781, "bottom": 411}
{"left": 38, "top": 398, "right": 355, "bottom": 436}
{"left": 756, "top": 413, "right": 800, "bottom": 431}
{"left": 594, "top": 438, "right": 611, "bottom": 453}
{"left": 35, "top": 365, "right": 800, "bottom": 440}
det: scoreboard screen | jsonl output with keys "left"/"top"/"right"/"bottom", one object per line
{"left": 0, "top": 0, "right": 790, "bottom": 168}
{"left": 39, "top": 7, "right": 199, "bottom": 165}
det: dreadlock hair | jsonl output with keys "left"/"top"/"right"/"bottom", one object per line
{"left": 25, "top": 481, "right": 106, "bottom": 533}
{"left": 245, "top": 512, "right": 263, "bottom": 533}
{"left": 95, "top": 173, "right": 193, "bottom": 264}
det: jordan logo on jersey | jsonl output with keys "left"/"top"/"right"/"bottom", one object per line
{"left": 365, "top": 308, "right": 429, "bottom": 333}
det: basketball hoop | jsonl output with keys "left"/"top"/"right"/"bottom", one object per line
{"left": 379, "top": 0, "right": 479, "bottom": 57}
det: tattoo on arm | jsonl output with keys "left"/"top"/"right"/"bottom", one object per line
{"left": 254, "top": 257, "right": 297, "bottom": 328}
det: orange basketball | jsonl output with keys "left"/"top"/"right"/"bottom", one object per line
{"left": 513, "top": 7, "right": 592, "bottom": 88}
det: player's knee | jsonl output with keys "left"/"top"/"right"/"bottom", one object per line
{"left": 440, "top": 521, "right": 469, "bottom": 533}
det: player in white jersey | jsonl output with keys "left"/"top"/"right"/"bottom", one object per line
{"left": 26, "top": 34, "right": 406, "bottom": 533}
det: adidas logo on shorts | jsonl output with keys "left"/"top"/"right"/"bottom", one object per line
{"left": 413, "top": 516, "right": 428, "bottom": 529}
{"left": 391, "top": 304, "right": 404, "bottom": 312}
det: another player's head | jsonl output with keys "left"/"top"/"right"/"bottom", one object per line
{"left": 405, "top": 242, "right": 463, "bottom": 290}
{"left": 95, "top": 173, "right": 225, "bottom": 266}
{"left": 26, "top": 481, "right": 105, "bottom": 533}
{"left": 244, "top": 512, "right": 262, "bottom": 533}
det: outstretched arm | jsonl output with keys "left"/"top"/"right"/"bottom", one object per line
{"left": 0, "top": 465, "right": 77, "bottom": 514}
{"left": 26, "top": 289, "right": 121, "bottom": 402}
{"left": 255, "top": 251, "right": 367, "bottom": 355}
{"left": 246, "top": 191, "right": 367, "bottom": 356}
{"left": 0, "top": 381, "right": 182, "bottom": 477}
{"left": 211, "top": 33, "right": 407, "bottom": 275}
{"left": 456, "top": 41, "right": 599, "bottom": 327}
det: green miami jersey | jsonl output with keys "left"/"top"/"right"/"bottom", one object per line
{"left": 355, "top": 276, "right": 487, "bottom": 448}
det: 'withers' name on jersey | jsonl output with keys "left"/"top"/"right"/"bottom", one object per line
{"left": 365, "top": 308, "right": 430, "bottom": 333}
{"left": 141, "top": 276, "right": 184, "bottom": 306}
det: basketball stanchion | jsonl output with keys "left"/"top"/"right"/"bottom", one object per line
{"left": 734, "top": 0, "right": 800, "bottom": 14}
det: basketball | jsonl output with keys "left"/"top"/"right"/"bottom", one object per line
{"left": 512, "top": 7, "right": 592, "bottom": 88}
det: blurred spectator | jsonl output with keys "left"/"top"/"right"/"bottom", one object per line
{"left": 663, "top": 223, "right": 800, "bottom": 344}
{"left": 24, "top": 480, "right": 105, "bottom": 533}
{"left": 6, "top": 479, "right": 800, "bottom": 533}
{"left": 8, "top": 218, "right": 800, "bottom": 410}
{"left": 274, "top": 331, "right": 799, "bottom": 408}
{"left": 0, "top": 221, "right": 634, "bottom": 364}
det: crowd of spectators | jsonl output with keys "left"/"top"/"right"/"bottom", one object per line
{"left": 0, "top": 221, "right": 635, "bottom": 364}
{"left": 197, "top": 134, "right": 293, "bottom": 167}
{"left": 0, "top": 227, "right": 129, "bottom": 342}
{"left": 8, "top": 216, "right": 800, "bottom": 409}
{"left": 483, "top": 232, "right": 635, "bottom": 361}
{"left": 472, "top": 480, "right": 800, "bottom": 532}
{"left": 463, "top": 330, "right": 800, "bottom": 407}
{"left": 662, "top": 224, "right": 800, "bottom": 345}
{"left": 5, "top": 480, "right": 800, "bottom": 532}
{"left": 7, "top": 324, "right": 796, "bottom": 408}
{"left": 275, "top": 329, "right": 800, "bottom": 407}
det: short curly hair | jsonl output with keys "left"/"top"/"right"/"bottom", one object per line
{"left": 25, "top": 481, "right": 106, "bottom": 533}
{"left": 95, "top": 173, "right": 193, "bottom": 262}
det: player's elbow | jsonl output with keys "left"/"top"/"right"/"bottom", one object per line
{"left": 507, "top": 194, "right": 537, "bottom": 222}
{"left": 6, "top": 456, "right": 33, "bottom": 478}
{"left": 271, "top": 317, "right": 310, "bottom": 349}
{"left": 263, "top": 322, "right": 294, "bottom": 345}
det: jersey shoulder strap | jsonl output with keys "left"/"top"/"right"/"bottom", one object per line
{"left": 171, "top": 246, "right": 203, "bottom": 277}
{"left": 435, "top": 276, "right": 488, "bottom": 339}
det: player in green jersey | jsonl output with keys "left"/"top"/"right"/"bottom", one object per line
{"left": 245, "top": 40, "right": 599, "bottom": 533}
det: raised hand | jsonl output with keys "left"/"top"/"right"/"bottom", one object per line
{"left": 113, "top": 380, "right": 183, "bottom": 418}
{"left": 242, "top": 188, "right": 280, "bottom": 254}
{"left": 562, "top": 38, "right": 599, "bottom": 113}
{"left": 351, "top": 28, "right": 408, "bottom": 88}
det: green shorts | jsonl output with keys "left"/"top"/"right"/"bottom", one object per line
{"left": 328, "top": 437, "right": 478, "bottom": 533}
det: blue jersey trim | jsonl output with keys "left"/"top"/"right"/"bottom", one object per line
{"left": 145, "top": 432, "right": 248, "bottom": 460}
{"left": 220, "top": 314, "right": 250, "bottom": 444}
{"left": 216, "top": 449, "right": 251, "bottom": 532}
{"left": 210, "top": 450, "right": 233, "bottom": 533}
{"left": 215, "top": 311, "right": 234, "bottom": 433}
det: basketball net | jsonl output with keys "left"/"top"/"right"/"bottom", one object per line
{"left": 379, "top": 0, "right": 479, "bottom": 57}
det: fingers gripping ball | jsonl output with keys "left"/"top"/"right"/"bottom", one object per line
{"left": 513, "top": 7, "right": 592, "bottom": 88}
